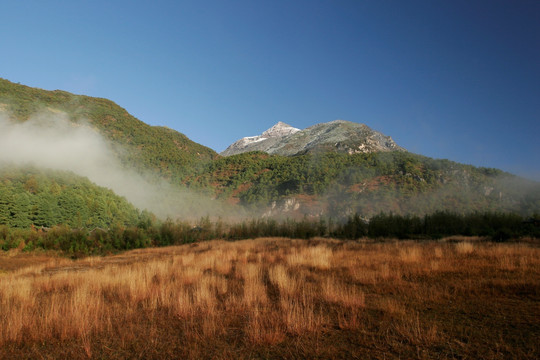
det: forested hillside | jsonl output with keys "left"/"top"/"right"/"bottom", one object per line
{"left": 185, "top": 151, "right": 540, "bottom": 217}
{"left": 0, "top": 78, "right": 217, "bottom": 180}
{"left": 0, "top": 165, "right": 141, "bottom": 229}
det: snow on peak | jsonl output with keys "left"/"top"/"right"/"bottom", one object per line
{"left": 262, "top": 122, "right": 300, "bottom": 138}
{"left": 220, "top": 121, "right": 301, "bottom": 156}
{"left": 236, "top": 135, "right": 268, "bottom": 147}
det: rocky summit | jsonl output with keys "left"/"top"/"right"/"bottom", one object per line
{"left": 261, "top": 121, "right": 301, "bottom": 138}
{"left": 220, "top": 121, "right": 300, "bottom": 156}
{"left": 220, "top": 119, "right": 405, "bottom": 156}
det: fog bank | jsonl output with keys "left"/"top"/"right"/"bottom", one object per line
{"left": 0, "top": 111, "right": 242, "bottom": 220}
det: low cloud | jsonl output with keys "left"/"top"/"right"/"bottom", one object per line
{"left": 0, "top": 110, "right": 242, "bottom": 220}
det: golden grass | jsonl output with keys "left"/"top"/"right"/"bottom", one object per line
{"left": 0, "top": 238, "right": 539, "bottom": 359}
{"left": 246, "top": 306, "right": 285, "bottom": 345}
{"left": 455, "top": 241, "right": 475, "bottom": 254}
{"left": 321, "top": 276, "right": 365, "bottom": 308}
{"left": 399, "top": 246, "right": 422, "bottom": 262}
{"left": 286, "top": 243, "right": 332, "bottom": 269}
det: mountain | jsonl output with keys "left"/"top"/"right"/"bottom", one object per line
{"left": 0, "top": 78, "right": 217, "bottom": 181}
{"left": 221, "top": 120, "right": 404, "bottom": 156}
{"left": 0, "top": 78, "right": 539, "bottom": 225}
{"left": 213, "top": 120, "right": 537, "bottom": 218}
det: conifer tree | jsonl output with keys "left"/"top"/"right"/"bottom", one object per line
{"left": 0, "top": 185, "right": 11, "bottom": 225}
{"left": 10, "top": 193, "right": 32, "bottom": 228}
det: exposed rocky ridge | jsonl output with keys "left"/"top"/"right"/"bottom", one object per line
{"left": 220, "top": 120, "right": 404, "bottom": 156}
{"left": 220, "top": 122, "right": 300, "bottom": 156}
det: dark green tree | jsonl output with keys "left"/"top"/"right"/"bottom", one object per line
{"left": 10, "top": 193, "right": 32, "bottom": 228}
{"left": 0, "top": 185, "right": 11, "bottom": 225}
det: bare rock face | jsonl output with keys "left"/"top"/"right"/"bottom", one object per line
{"left": 220, "top": 120, "right": 405, "bottom": 157}
{"left": 220, "top": 122, "right": 300, "bottom": 156}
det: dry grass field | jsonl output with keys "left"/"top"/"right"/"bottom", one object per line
{"left": 0, "top": 237, "right": 538, "bottom": 359}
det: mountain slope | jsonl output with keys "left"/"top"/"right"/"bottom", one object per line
{"left": 221, "top": 120, "right": 404, "bottom": 156}
{"left": 188, "top": 151, "right": 540, "bottom": 218}
{"left": 0, "top": 78, "right": 217, "bottom": 180}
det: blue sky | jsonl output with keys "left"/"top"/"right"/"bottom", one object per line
{"left": 1, "top": 0, "right": 539, "bottom": 180}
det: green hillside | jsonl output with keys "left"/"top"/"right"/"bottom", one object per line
{"left": 0, "top": 78, "right": 217, "bottom": 180}
{"left": 185, "top": 151, "right": 540, "bottom": 217}
{"left": 0, "top": 165, "right": 141, "bottom": 229}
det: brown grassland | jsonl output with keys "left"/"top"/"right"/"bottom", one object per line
{"left": 0, "top": 237, "right": 538, "bottom": 359}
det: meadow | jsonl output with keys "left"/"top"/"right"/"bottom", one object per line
{"left": 0, "top": 237, "right": 538, "bottom": 359}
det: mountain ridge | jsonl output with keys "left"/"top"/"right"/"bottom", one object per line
{"left": 220, "top": 119, "right": 405, "bottom": 156}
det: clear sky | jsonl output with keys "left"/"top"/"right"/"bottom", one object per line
{"left": 1, "top": 0, "right": 539, "bottom": 180}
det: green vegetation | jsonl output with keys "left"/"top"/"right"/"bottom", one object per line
{"left": 0, "top": 165, "right": 141, "bottom": 231}
{"left": 0, "top": 78, "right": 217, "bottom": 180}
{"left": 1, "top": 211, "right": 537, "bottom": 257}
{"left": 187, "top": 151, "right": 540, "bottom": 216}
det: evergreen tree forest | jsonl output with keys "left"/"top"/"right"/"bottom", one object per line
{"left": 0, "top": 165, "right": 140, "bottom": 229}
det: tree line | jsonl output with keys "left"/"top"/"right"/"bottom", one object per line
{"left": 1, "top": 211, "right": 537, "bottom": 257}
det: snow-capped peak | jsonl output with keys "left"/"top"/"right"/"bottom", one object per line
{"left": 261, "top": 122, "right": 300, "bottom": 138}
